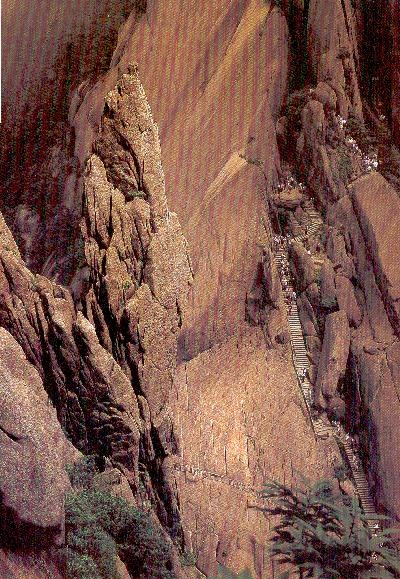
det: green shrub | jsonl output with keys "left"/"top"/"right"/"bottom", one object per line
{"left": 75, "top": 236, "right": 86, "bottom": 270}
{"left": 65, "top": 488, "right": 175, "bottom": 579}
{"left": 346, "top": 114, "right": 375, "bottom": 152}
{"left": 66, "top": 552, "right": 100, "bottom": 579}
{"left": 119, "top": 514, "right": 176, "bottom": 578}
{"left": 180, "top": 549, "right": 197, "bottom": 567}
{"left": 66, "top": 455, "right": 98, "bottom": 489}
{"left": 67, "top": 525, "right": 117, "bottom": 578}
{"left": 260, "top": 476, "right": 400, "bottom": 578}
{"left": 321, "top": 294, "right": 338, "bottom": 310}
{"left": 337, "top": 151, "right": 353, "bottom": 184}
{"left": 333, "top": 462, "right": 351, "bottom": 483}
{"left": 125, "top": 189, "right": 145, "bottom": 201}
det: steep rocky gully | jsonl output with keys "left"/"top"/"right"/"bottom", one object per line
{"left": 0, "top": 1, "right": 400, "bottom": 577}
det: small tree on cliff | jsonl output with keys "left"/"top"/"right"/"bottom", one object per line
{"left": 260, "top": 478, "right": 400, "bottom": 578}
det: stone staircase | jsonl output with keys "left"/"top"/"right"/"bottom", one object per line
{"left": 274, "top": 203, "right": 380, "bottom": 527}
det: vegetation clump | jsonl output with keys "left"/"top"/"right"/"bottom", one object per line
{"left": 64, "top": 456, "right": 176, "bottom": 579}
{"left": 125, "top": 189, "right": 146, "bottom": 201}
{"left": 260, "top": 476, "right": 400, "bottom": 578}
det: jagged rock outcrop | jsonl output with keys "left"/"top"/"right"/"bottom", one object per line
{"left": 289, "top": 240, "right": 317, "bottom": 292}
{"left": 3, "top": 0, "right": 400, "bottom": 573}
{"left": 0, "top": 549, "right": 64, "bottom": 579}
{"left": 335, "top": 274, "right": 362, "bottom": 328}
{"left": 59, "top": 3, "right": 343, "bottom": 574}
{"left": 78, "top": 68, "right": 193, "bottom": 427}
{"left": 1, "top": 0, "right": 141, "bottom": 281}
{"left": 0, "top": 218, "right": 142, "bottom": 483}
{"left": 288, "top": 74, "right": 400, "bottom": 519}
{"left": 68, "top": 1, "right": 289, "bottom": 360}
{"left": 0, "top": 67, "right": 193, "bottom": 564}
{"left": 350, "top": 172, "right": 400, "bottom": 332}
{"left": 334, "top": 173, "right": 400, "bottom": 518}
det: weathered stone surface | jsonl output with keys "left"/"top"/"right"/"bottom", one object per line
{"left": 381, "top": 1, "right": 400, "bottom": 147}
{"left": 315, "top": 311, "right": 350, "bottom": 417}
{"left": 12, "top": 205, "right": 42, "bottom": 271}
{"left": 0, "top": 214, "right": 20, "bottom": 258}
{"left": 289, "top": 241, "right": 317, "bottom": 292}
{"left": 78, "top": 68, "right": 193, "bottom": 425}
{"left": 273, "top": 187, "right": 304, "bottom": 209}
{"left": 0, "top": 241, "right": 142, "bottom": 483}
{"left": 297, "top": 293, "right": 319, "bottom": 337}
{"left": 306, "top": 336, "right": 322, "bottom": 367}
{"left": 320, "top": 260, "right": 337, "bottom": 309}
{"left": 335, "top": 274, "right": 362, "bottom": 327}
{"left": 298, "top": 100, "right": 342, "bottom": 206}
{"left": 302, "top": 100, "right": 326, "bottom": 147}
{"left": 328, "top": 194, "right": 395, "bottom": 346}
{"left": 325, "top": 226, "right": 355, "bottom": 279}
{"left": 351, "top": 336, "right": 400, "bottom": 519}
{"left": 350, "top": 172, "right": 400, "bottom": 333}
{"left": 170, "top": 328, "right": 339, "bottom": 576}
{"left": 314, "top": 81, "right": 337, "bottom": 113}
{"left": 0, "top": 328, "right": 74, "bottom": 546}
{"left": 308, "top": 0, "right": 363, "bottom": 119}
{"left": 0, "top": 68, "right": 192, "bottom": 551}
{"left": 70, "top": 2, "right": 289, "bottom": 359}
{"left": 0, "top": 549, "right": 63, "bottom": 579}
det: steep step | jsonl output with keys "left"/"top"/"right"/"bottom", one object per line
{"left": 273, "top": 203, "right": 379, "bottom": 525}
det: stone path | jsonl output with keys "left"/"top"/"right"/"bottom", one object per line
{"left": 170, "top": 462, "right": 266, "bottom": 500}
{"left": 274, "top": 203, "right": 379, "bottom": 527}
{"left": 168, "top": 202, "right": 379, "bottom": 529}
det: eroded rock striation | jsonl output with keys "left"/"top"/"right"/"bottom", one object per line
{"left": 2, "top": 0, "right": 400, "bottom": 575}
{"left": 0, "top": 66, "right": 192, "bottom": 568}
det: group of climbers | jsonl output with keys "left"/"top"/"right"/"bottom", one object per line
{"left": 273, "top": 202, "right": 381, "bottom": 533}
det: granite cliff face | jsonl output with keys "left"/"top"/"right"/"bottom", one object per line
{"left": 0, "top": 63, "right": 191, "bottom": 576}
{"left": 1, "top": 0, "right": 400, "bottom": 577}
{"left": 276, "top": 0, "right": 400, "bottom": 521}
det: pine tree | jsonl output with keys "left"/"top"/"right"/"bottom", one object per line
{"left": 260, "top": 478, "right": 400, "bottom": 578}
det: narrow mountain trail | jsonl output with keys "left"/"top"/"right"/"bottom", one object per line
{"left": 167, "top": 202, "right": 381, "bottom": 545}
{"left": 169, "top": 202, "right": 379, "bottom": 530}
{"left": 170, "top": 462, "right": 266, "bottom": 500}
{"left": 274, "top": 201, "right": 380, "bottom": 529}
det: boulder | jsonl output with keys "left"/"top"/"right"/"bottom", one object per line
{"left": 350, "top": 172, "right": 400, "bottom": 334}
{"left": 319, "top": 260, "right": 337, "bottom": 309}
{"left": 315, "top": 311, "right": 350, "bottom": 418}
{"left": 273, "top": 187, "right": 304, "bottom": 210}
{"left": 0, "top": 328, "right": 74, "bottom": 547}
{"left": 289, "top": 241, "right": 317, "bottom": 292}
{"left": 335, "top": 274, "right": 362, "bottom": 327}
